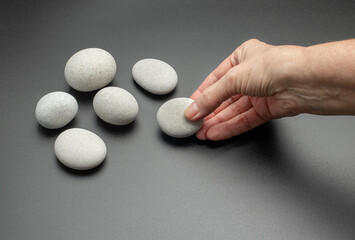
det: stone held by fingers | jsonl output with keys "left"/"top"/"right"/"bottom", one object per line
{"left": 157, "top": 97, "right": 203, "bottom": 138}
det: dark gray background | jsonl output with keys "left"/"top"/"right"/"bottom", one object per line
{"left": 1, "top": 0, "right": 355, "bottom": 239}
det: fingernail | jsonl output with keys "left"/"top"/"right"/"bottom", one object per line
{"left": 184, "top": 102, "right": 200, "bottom": 120}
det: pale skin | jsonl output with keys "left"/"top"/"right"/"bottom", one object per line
{"left": 184, "top": 39, "right": 355, "bottom": 141}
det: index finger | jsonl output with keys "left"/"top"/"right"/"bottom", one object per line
{"left": 190, "top": 52, "right": 239, "bottom": 100}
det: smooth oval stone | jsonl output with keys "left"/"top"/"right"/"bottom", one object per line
{"left": 54, "top": 128, "right": 107, "bottom": 170}
{"left": 157, "top": 98, "right": 203, "bottom": 138}
{"left": 93, "top": 87, "right": 139, "bottom": 125}
{"left": 35, "top": 91, "right": 78, "bottom": 129}
{"left": 64, "top": 48, "right": 117, "bottom": 92}
{"left": 132, "top": 58, "right": 178, "bottom": 95}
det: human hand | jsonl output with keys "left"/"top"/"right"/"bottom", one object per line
{"left": 185, "top": 39, "right": 355, "bottom": 141}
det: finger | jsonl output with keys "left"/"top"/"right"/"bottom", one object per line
{"left": 196, "top": 96, "right": 252, "bottom": 140}
{"left": 205, "top": 107, "right": 267, "bottom": 141}
{"left": 204, "top": 95, "right": 242, "bottom": 121}
{"left": 185, "top": 65, "right": 244, "bottom": 121}
{"left": 190, "top": 52, "right": 238, "bottom": 100}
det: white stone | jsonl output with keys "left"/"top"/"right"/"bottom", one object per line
{"left": 35, "top": 91, "right": 78, "bottom": 129}
{"left": 132, "top": 58, "right": 178, "bottom": 95}
{"left": 93, "top": 87, "right": 139, "bottom": 125}
{"left": 157, "top": 98, "right": 203, "bottom": 138}
{"left": 54, "top": 128, "right": 107, "bottom": 170}
{"left": 64, "top": 48, "right": 117, "bottom": 92}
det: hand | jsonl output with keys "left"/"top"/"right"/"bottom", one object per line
{"left": 184, "top": 39, "right": 303, "bottom": 141}
{"left": 185, "top": 39, "right": 355, "bottom": 141}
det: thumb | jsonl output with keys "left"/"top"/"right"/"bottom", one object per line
{"left": 185, "top": 66, "right": 243, "bottom": 121}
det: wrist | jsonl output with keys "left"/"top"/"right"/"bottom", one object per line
{"left": 278, "top": 41, "right": 355, "bottom": 115}
{"left": 304, "top": 41, "right": 355, "bottom": 115}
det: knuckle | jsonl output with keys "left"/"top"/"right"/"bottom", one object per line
{"left": 233, "top": 46, "right": 243, "bottom": 63}
{"left": 229, "top": 52, "right": 239, "bottom": 66}
{"left": 238, "top": 114, "right": 252, "bottom": 130}
{"left": 244, "top": 38, "right": 261, "bottom": 47}
{"left": 231, "top": 102, "right": 241, "bottom": 113}
{"left": 248, "top": 38, "right": 260, "bottom": 44}
{"left": 199, "top": 90, "right": 215, "bottom": 107}
{"left": 214, "top": 114, "right": 225, "bottom": 124}
{"left": 237, "top": 38, "right": 264, "bottom": 62}
{"left": 225, "top": 70, "right": 236, "bottom": 85}
{"left": 225, "top": 70, "right": 238, "bottom": 94}
{"left": 231, "top": 95, "right": 241, "bottom": 101}
{"left": 208, "top": 72, "right": 218, "bottom": 84}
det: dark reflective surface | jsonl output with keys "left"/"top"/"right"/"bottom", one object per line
{"left": 1, "top": 0, "right": 355, "bottom": 239}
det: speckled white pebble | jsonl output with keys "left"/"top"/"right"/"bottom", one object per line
{"left": 64, "top": 48, "right": 117, "bottom": 92}
{"left": 54, "top": 128, "right": 107, "bottom": 170}
{"left": 157, "top": 98, "right": 203, "bottom": 138}
{"left": 132, "top": 58, "right": 178, "bottom": 95}
{"left": 35, "top": 91, "right": 78, "bottom": 129}
{"left": 93, "top": 87, "right": 139, "bottom": 125}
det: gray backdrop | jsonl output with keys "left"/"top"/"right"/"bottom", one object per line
{"left": 1, "top": 0, "right": 355, "bottom": 239}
